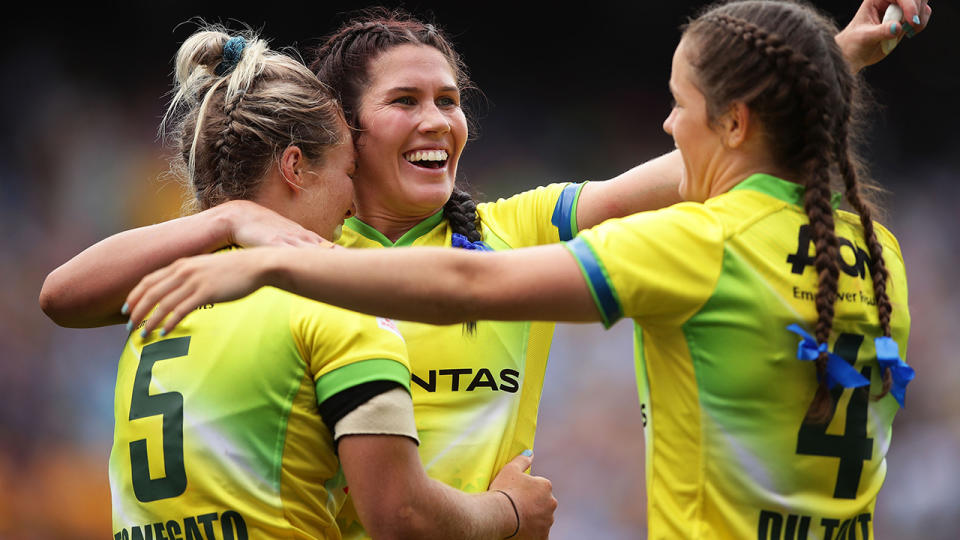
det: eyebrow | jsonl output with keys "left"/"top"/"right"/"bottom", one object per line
{"left": 386, "top": 85, "right": 460, "bottom": 94}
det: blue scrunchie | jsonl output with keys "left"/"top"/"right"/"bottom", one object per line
{"left": 214, "top": 36, "right": 247, "bottom": 76}
{"left": 786, "top": 324, "right": 870, "bottom": 389}
{"left": 875, "top": 336, "right": 914, "bottom": 408}
{"left": 451, "top": 233, "right": 491, "bottom": 251}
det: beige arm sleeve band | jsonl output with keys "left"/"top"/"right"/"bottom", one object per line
{"left": 333, "top": 386, "right": 419, "bottom": 444}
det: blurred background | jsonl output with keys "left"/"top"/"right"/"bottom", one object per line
{"left": 3, "top": 1, "right": 957, "bottom": 538}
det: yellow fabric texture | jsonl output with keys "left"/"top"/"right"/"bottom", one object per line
{"left": 110, "top": 283, "right": 409, "bottom": 540}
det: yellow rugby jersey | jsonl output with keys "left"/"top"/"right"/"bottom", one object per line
{"left": 109, "top": 278, "right": 410, "bottom": 540}
{"left": 566, "top": 174, "right": 910, "bottom": 539}
{"left": 335, "top": 182, "right": 584, "bottom": 538}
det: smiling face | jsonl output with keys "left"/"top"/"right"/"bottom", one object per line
{"left": 662, "top": 37, "right": 726, "bottom": 203}
{"left": 353, "top": 44, "right": 468, "bottom": 220}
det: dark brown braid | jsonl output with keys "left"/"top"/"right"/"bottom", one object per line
{"left": 825, "top": 48, "right": 895, "bottom": 399}
{"left": 444, "top": 187, "right": 482, "bottom": 243}
{"left": 686, "top": 1, "right": 895, "bottom": 422}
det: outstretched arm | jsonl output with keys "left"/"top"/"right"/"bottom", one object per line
{"left": 575, "top": 0, "right": 932, "bottom": 231}
{"left": 124, "top": 244, "right": 600, "bottom": 338}
{"left": 343, "top": 437, "right": 556, "bottom": 539}
{"left": 39, "top": 200, "right": 329, "bottom": 328}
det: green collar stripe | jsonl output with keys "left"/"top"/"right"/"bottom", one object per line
{"left": 731, "top": 173, "right": 841, "bottom": 209}
{"left": 344, "top": 210, "right": 446, "bottom": 247}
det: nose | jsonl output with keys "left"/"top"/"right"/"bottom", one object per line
{"left": 663, "top": 108, "right": 675, "bottom": 135}
{"left": 419, "top": 102, "right": 451, "bottom": 135}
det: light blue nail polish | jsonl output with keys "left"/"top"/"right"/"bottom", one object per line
{"left": 912, "top": 15, "right": 920, "bottom": 25}
{"left": 522, "top": 449, "right": 533, "bottom": 457}
{"left": 140, "top": 329, "right": 147, "bottom": 338}
{"left": 121, "top": 302, "right": 129, "bottom": 315}
{"left": 890, "top": 22, "right": 898, "bottom": 35}
{"left": 159, "top": 329, "right": 167, "bottom": 338}
{"left": 125, "top": 320, "right": 133, "bottom": 332}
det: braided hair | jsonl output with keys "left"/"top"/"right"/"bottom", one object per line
{"left": 684, "top": 1, "right": 894, "bottom": 422}
{"left": 163, "top": 25, "right": 345, "bottom": 211}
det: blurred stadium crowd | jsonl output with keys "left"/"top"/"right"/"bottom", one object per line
{"left": 2, "top": 2, "right": 958, "bottom": 538}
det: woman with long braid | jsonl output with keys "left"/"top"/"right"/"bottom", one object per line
{"left": 125, "top": 2, "right": 915, "bottom": 537}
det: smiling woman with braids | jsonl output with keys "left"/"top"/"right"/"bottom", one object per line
{"left": 123, "top": 2, "right": 917, "bottom": 537}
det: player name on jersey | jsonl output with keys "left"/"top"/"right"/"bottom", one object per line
{"left": 113, "top": 509, "right": 247, "bottom": 540}
{"left": 758, "top": 509, "right": 872, "bottom": 540}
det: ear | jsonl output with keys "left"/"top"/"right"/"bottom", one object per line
{"left": 279, "top": 146, "right": 307, "bottom": 193}
{"left": 719, "top": 102, "right": 750, "bottom": 148}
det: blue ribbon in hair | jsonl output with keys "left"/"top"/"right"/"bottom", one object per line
{"left": 786, "top": 324, "right": 870, "bottom": 389}
{"left": 215, "top": 36, "right": 247, "bottom": 76}
{"left": 874, "top": 336, "right": 914, "bottom": 408}
{"left": 451, "top": 233, "right": 491, "bottom": 251}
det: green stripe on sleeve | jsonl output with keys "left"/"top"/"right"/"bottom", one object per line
{"left": 315, "top": 358, "right": 411, "bottom": 404}
{"left": 563, "top": 236, "right": 623, "bottom": 328}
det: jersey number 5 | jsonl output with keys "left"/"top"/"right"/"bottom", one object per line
{"left": 795, "top": 333, "right": 873, "bottom": 499}
{"left": 129, "top": 336, "right": 191, "bottom": 502}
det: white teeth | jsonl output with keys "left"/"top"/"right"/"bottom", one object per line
{"left": 405, "top": 150, "right": 448, "bottom": 163}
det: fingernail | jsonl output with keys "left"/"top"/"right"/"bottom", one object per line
{"left": 890, "top": 22, "right": 899, "bottom": 35}
{"left": 121, "top": 302, "right": 129, "bottom": 315}
{"left": 904, "top": 24, "right": 916, "bottom": 38}
{"left": 912, "top": 15, "right": 920, "bottom": 25}
{"left": 522, "top": 449, "right": 533, "bottom": 457}
{"left": 159, "top": 328, "right": 167, "bottom": 337}
{"left": 125, "top": 320, "right": 133, "bottom": 332}
{"left": 140, "top": 329, "right": 147, "bottom": 338}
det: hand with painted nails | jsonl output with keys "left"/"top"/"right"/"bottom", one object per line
{"left": 124, "top": 248, "right": 281, "bottom": 338}
{"left": 836, "top": 0, "right": 932, "bottom": 72}
{"left": 488, "top": 451, "right": 557, "bottom": 540}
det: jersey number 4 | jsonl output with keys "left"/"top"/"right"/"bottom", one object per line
{"left": 795, "top": 333, "right": 873, "bottom": 499}
{"left": 128, "top": 336, "right": 191, "bottom": 502}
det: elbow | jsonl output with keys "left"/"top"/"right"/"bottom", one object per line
{"left": 39, "top": 270, "right": 75, "bottom": 327}
{"left": 364, "top": 502, "right": 432, "bottom": 540}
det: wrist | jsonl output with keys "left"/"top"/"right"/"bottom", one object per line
{"left": 494, "top": 489, "right": 520, "bottom": 539}
{"left": 834, "top": 30, "right": 865, "bottom": 74}
{"left": 204, "top": 201, "right": 246, "bottom": 250}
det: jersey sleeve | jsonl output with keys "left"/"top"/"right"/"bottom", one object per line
{"left": 478, "top": 182, "right": 586, "bottom": 248}
{"left": 288, "top": 298, "right": 411, "bottom": 405}
{"left": 564, "top": 203, "right": 726, "bottom": 328}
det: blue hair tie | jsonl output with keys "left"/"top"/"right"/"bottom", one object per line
{"left": 451, "top": 233, "right": 491, "bottom": 251}
{"left": 786, "top": 324, "right": 870, "bottom": 389}
{"left": 214, "top": 36, "right": 247, "bottom": 76}
{"left": 875, "top": 336, "right": 914, "bottom": 408}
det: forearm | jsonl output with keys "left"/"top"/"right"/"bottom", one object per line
{"left": 264, "top": 244, "right": 597, "bottom": 325}
{"left": 268, "top": 246, "right": 490, "bottom": 325}
{"left": 40, "top": 208, "right": 232, "bottom": 327}
{"left": 576, "top": 150, "right": 683, "bottom": 230}
{"left": 385, "top": 479, "right": 516, "bottom": 540}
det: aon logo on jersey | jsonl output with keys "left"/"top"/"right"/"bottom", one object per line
{"left": 787, "top": 224, "right": 872, "bottom": 279}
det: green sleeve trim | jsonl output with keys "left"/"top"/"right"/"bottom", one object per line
{"left": 315, "top": 358, "right": 411, "bottom": 404}
{"left": 563, "top": 236, "right": 624, "bottom": 328}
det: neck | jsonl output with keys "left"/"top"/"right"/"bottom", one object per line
{"left": 707, "top": 154, "right": 793, "bottom": 199}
